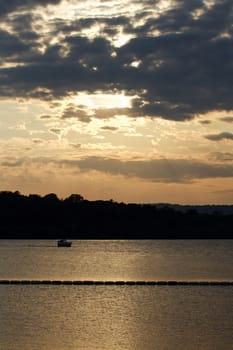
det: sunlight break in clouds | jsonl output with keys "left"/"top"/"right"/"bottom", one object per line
{"left": 73, "top": 92, "right": 132, "bottom": 109}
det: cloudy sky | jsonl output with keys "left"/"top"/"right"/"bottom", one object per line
{"left": 0, "top": 0, "right": 233, "bottom": 204}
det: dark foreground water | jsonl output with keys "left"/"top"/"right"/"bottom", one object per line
{"left": 0, "top": 240, "right": 233, "bottom": 349}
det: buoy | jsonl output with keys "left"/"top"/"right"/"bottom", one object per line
{"left": 0, "top": 280, "right": 232, "bottom": 286}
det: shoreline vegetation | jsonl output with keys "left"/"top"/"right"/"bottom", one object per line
{"left": 0, "top": 191, "right": 232, "bottom": 239}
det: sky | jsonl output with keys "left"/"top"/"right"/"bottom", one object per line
{"left": 0, "top": 0, "right": 233, "bottom": 204}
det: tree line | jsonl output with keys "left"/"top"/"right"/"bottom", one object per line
{"left": 0, "top": 191, "right": 232, "bottom": 239}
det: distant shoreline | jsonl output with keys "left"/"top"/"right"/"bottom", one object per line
{"left": 0, "top": 191, "right": 232, "bottom": 239}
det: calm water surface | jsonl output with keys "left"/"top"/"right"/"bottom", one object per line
{"left": 0, "top": 239, "right": 233, "bottom": 349}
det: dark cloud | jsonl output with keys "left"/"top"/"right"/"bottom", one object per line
{"left": 33, "top": 139, "right": 43, "bottom": 144}
{"left": 54, "top": 15, "right": 131, "bottom": 36}
{"left": 0, "top": 37, "right": 116, "bottom": 98}
{"left": 2, "top": 154, "right": 233, "bottom": 183}
{"left": 0, "top": 0, "right": 232, "bottom": 121}
{"left": 101, "top": 126, "right": 118, "bottom": 131}
{"left": 145, "top": 0, "right": 232, "bottom": 36}
{"left": 7, "top": 13, "right": 41, "bottom": 45}
{"left": 61, "top": 156, "right": 233, "bottom": 183}
{"left": 0, "top": 0, "right": 62, "bottom": 16}
{"left": 61, "top": 105, "right": 92, "bottom": 123}
{"left": 39, "top": 114, "right": 53, "bottom": 119}
{"left": 0, "top": 29, "right": 30, "bottom": 58}
{"left": 199, "top": 120, "right": 211, "bottom": 125}
{"left": 209, "top": 152, "right": 233, "bottom": 162}
{"left": 70, "top": 143, "right": 82, "bottom": 149}
{"left": 60, "top": 105, "right": 129, "bottom": 122}
{"left": 205, "top": 132, "right": 233, "bottom": 141}
{"left": 8, "top": 13, "right": 34, "bottom": 31}
{"left": 0, "top": 159, "right": 24, "bottom": 167}
{"left": 118, "top": 27, "right": 233, "bottom": 120}
{"left": 220, "top": 116, "right": 233, "bottom": 123}
{"left": 49, "top": 128, "right": 61, "bottom": 134}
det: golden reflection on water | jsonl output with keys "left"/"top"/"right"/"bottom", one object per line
{"left": 1, "top": 285, "right": 233, "bottom": 350}
{"left": 0, "top": 240, "right": 233, "bottom": 281}
{"left": 0, "top": 240, "right": 233, "bottom": 349}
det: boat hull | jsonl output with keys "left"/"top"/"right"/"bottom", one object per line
{"left": 57, "top": 240, "right": 72, "bottom": 247}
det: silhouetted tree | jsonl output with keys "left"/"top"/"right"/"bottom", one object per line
{"left": 0, "top": 190, "right": 232, "bottom": 239}
{"left": 64, "top": 194, "right": 84, "bottom": 203}
{"left": 43, "top": 193, "right": 59, "bottom": 202}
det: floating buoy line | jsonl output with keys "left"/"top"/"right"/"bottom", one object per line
{"left": 0, "top": 280, "right": 232, "bottom": 286}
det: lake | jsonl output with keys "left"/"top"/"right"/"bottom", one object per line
{"left": 0, "top": 239, "right": 233, "bottom": 349}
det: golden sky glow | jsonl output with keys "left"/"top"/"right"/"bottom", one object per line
{"left": 0, "top": 0, "right": 233, "bottom": 204}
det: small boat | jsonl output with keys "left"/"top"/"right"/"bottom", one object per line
{"left": 57, "top": 239, "right": 72, "bottom": 247}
